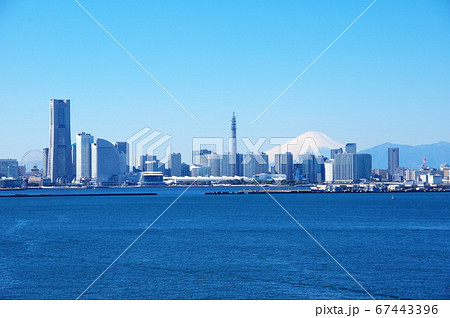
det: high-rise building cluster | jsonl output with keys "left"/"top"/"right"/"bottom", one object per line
{"left": 327, "top": 143, "right": 372, "bottom": 183}
{"left": 42, "top": 100, "right": 130, "bottom": 186}
{"left": 178, "top": 114, "right": 372, "bottom": 184}
{"left": 40, "top": 99, "right": 195, "bottom": 186}
{"left": 189, "top": 114, "right": 270, "bottom": 179}
{"left": 372, "top": 147, "right": 449, "bottom": 186}
{"left": 1, "top": 99, "right": 449, "bottom": 188}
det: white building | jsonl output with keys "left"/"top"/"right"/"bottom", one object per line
{"left": 324, "top": 159, "right": 334, "bottom": 183}
{"left": 139, "top": 171, "right": 164, "bottom": 186}
{"left": 190, "top": 165, "right": 211, "bottom": 177}
{"left": 76, "top": 132, "right": 94, "bottom": 182}
{"left": 91, "top": 138, "right": 121, "bottom": 186}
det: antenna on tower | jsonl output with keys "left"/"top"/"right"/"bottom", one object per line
{"left": 231, "top": 112, "right": 236, "bottom": 133}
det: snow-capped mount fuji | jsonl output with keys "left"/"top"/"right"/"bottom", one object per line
{"left": 264, "top": 131, "right": 344, "bottom": 163}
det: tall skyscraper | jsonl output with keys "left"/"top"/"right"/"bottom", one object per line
{"left": 333, "top": 153, "right": 372, "bottom": 182}
{"left": 207, "top": 153, "right": 221, "bottom": 177}
{"left": 296, "top": 154, "right": 325, "bottom": 183}
{"left": 275, "top": 152, "right": 293, "bottom": 180}
{"left": 297, "top": 154, "right": 316, "bottom": 183}
{"left": 388, "top": 148, "right": 400, "bottom": 175}
{"left": 221, "top": 154, "right": 231, "bottom": 176}
{"left": 115, "top": 141, "right": 129, "bottom": 173}
{"left": 236, "top": 153, "right": 244, "bottom": 176}
{"left": 71, "top": 143, "right": 76, "bottom": 179}
{"left": 168, "top": 153, "right": 182, "bottom": 176}
{"left": 229, "top": 112, "right": 237, "bottom": 176}
{"left": 355, "top": 154, "right": 372, "bottom": 180}
{"left": 243, "top": 152, "right": 269, "bottom": 178}
{"left": 76, "top": 132, "right": 94, "bottom": 182}
{"left": 48, "top": 99, "right": 73, "bottom": 184}
{"left": 315, "top": 155, "right": 326, "bottom": 183}
{"left": 333, "top": 153, "right": 355, "bottom": 182}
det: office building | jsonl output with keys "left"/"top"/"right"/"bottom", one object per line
{"left": 355, "top": 154, "right": 372, "bottom": 180}
{"left": 297, "top": 154, "right": 316, "bottom": 183}
{"left": 296, "top": 154, "right": 325, "bottom": 183}
{"left": 190, "top": 165, "right": 211, "bottom": 177}
{"left": 374, "top": 169, "right": 389, "bottom": 182}
{"left": 0, "top": 159, "right": 19, "bottom": 178}
{"left": 388, "top": 148, "right": 400, "bottom": 175}
{"left": 330, "top": 148, "right": 343, "bottom": 159}
{"left": 236, "top": 153, "right": 244, "bottom": 176}
{"left": 48, "top": 99, "right": 73, "bottom": 184}
{"left": 293, "top": 163, "right": 303, "bottom": 181}
{"left": 275, "top": 152, "right": 293, "bottom": 180}
{"left": 315, "top": 155, "right": 326, "bottom": 183}
{"left": 324, "top": 159, "right": 334, "bottom": 182}
{"left": 71, "top": 144, "right": 76, "bottom": 181}
{"left": 168, "top": 153, "right": 182, "bottom": 176}
{"left": 76, "top": 132, "right": 94, "bottom": 182}
{"left": 145, "top": 158, "right": 165, "bottom": 174}
{"left": 117, "top": 151, "right": 128, "bottom": 175}
{"left": 115, "top": 141, "right": 129, "bottom": 172}
{"left": 345, "top": 143, "right": 357, "bottom": 154}
{"left": 42, "top": 148, "right": 49, "bottom": 178}
{"left": 243, "top": 152, "right": 269, "bottom": 178}
{"left": 180, "top": 162, "right": 190, "bottom": 177}
{"left": 207, "top": 153, "right": 221, "bottom": 177}
{"left": 333, "top": 153, "right": 355, "bottom": 182}
{"left": 192, "top": 149, "right": 211, "bottom": 167}
{"left": 91, "top": 138, "right": 121, "bottom": 186}
{"left": 333, "top": 153, "right": 372, "bottom": 182}
{"left": 139, "top": 154, "right": 156, "bottom": 171}
{"left": 404, "top": 169, "right": 416, "bottom": 181}
{"left": 221, "top": 154, "right": 231, "bottom": 176}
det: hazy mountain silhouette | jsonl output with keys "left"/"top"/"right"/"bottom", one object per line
{"left": 361, "top": 141, "right": 450, "bottom": 169}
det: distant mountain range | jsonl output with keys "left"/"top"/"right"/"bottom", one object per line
{"left": 263, "top": 131, "right": 450, "bottom": 169}
{"left": 361, "top": 141, "right": 450, "bottom": 170}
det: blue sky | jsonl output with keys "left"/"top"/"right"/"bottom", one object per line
{"left": 1, "top": 0, "right": 449, "bottom": 162}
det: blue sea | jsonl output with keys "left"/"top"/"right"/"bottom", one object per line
{"left": 0, "top": 187, "right": 449, "bottom": 300}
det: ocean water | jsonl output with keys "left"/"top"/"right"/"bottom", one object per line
{"left": 0, "top": 187, "right": 449, "bottom": 300}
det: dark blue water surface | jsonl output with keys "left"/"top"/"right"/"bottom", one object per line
{"left": 0, "top": 187, "right": 449, "bottom": 300}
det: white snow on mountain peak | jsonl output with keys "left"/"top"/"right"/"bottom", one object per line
{"left": 264, "top": 131, "right": 344, "bottom": 162}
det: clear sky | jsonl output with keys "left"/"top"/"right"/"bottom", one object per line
{"left": 1, "top": 0, "right": 449, "bottom": 162}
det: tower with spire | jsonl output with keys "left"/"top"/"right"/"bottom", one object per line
{"left": 230, "top": 112, "right": 237, "bottom": 176}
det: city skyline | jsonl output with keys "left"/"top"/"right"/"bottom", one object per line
{"left": 1, "top": 0, "right": 450, "bottom": 160}
{"left": 3, "top": 99, "right": 447, "bottom": 187}
{"left": 26, "top": 102, "right": 445, "bottom": 187}
{"left": 4, "top": 96, "right": 450, "bottom": 169}
{"left": 2, "top": 0, "right": 450, "bottom": 306}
